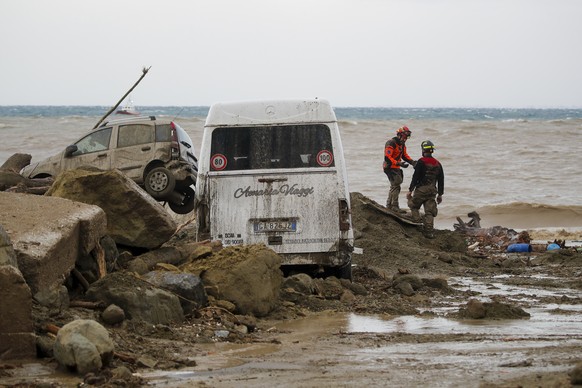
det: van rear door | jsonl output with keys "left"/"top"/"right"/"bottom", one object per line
{"left": 207, "top": 169, "right": 340, "bottom": 254}
{"left": 203, "top": 124, "right": 343, "bottom": 255}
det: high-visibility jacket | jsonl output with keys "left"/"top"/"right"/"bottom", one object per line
{"left": 383, "top": 137, "right": 413, "bottom": 170}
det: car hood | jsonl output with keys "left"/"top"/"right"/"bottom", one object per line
{"left": 20, "top": 152, "right": 63, "bottom": 178}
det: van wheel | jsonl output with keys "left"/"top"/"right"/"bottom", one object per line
{"left": 169, "top": 187, "right": 195, "bottom": 214}
{"left": 145, "top": 167, "right": 176, "bottom": 199}
{"left": 335, "top": 263, "right": 352, "bottom": 281}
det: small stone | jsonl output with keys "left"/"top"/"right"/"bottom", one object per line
{"left": 137, "top": 356, "right": 158, "bottom": 368}
{"left": 102, "top": 304, "right": 125, "bottom": 325}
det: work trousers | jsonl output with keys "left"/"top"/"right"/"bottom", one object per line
{"left": 384, "top": 168, "right": 403, "bottom": 208}
{"left": 407, "top": 185, "right": 438, "bottom": 231}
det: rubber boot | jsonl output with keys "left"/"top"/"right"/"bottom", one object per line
{"left": 423, "top": 216, "right": 435, "bottom": 238}
{"left": 423, "top": 226, "right": 435, "bottom": 239}
{"left": 410, "top": 209, "right": 421, "bottom": 222}
{"left": 389, "top": 204, "right": 407, "bottom": 214}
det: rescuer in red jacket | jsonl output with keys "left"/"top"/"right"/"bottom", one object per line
{"left": 407, "top": 140, "right": 445, "bottom": 239}
{"left": 383, "top": 126, "right": 416, "bottom": 213}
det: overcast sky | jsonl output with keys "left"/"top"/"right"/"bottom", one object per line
{"left": 1, "top": 0, "right": 581, "bottom": 108}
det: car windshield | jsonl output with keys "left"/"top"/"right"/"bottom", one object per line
{"left": 209, "top": 124, "right": 334, "bottom": 171}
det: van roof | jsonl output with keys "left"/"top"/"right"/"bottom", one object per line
{"left": 205, "top": 99, "right": 337, "bottom": 127}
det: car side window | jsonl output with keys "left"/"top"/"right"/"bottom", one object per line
{"left": 118, "top": 124, "right": 155, "bottom": 148}
{"left": 74, "top": 127, "right": 112, "bottom": 155}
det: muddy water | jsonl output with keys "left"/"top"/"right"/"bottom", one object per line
{"left": 5, "top": 275, "right": 582, "bottom": 387}
{"left": 287, "top": 275, "right": 582, "bottom": 338}
{"left": 142, "top": 275, "right": 582, "bottom": 387}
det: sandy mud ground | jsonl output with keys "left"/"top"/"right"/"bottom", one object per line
{"left": 2, "top": 193, "right": 582, "bottom": 387}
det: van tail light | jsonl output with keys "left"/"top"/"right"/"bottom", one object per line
{"left": 338, "top": 199, "right": 351, "bottom": 231}
{"left": 170, "top": 122, "right": 180, "bottom": 160}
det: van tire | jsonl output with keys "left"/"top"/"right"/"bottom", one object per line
{"left": 336, "top": 263, "right": 352, "bottom": 281}
{"left": 169, "top": 186, "right": 195, "bottom": 214}
{"left": 145, "top": 167, "right": 176, "bottom": 199}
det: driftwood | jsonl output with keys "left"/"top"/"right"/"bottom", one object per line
{"left": 68, "top": 300, "right": 105, "bottom": 309}
{"left": 0, "top": 153, "right": 53, "bottom": 194}
{"left": 454, "top": 211, "right": 481, "bottom": 232}
{"left": 0, "top": 153, "right": 31, "bottom": 173}
{"left": 71, "top": 268, "right": 91, "bottom": 292}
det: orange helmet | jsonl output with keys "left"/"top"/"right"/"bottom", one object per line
{"left": 396, "top": 126, "right": 411, "bottom": 137}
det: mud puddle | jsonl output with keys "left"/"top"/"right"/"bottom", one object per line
{"left": 144, "top": 275, "right": 582, "bottom": 386}
{"left": 7, "top": 275, "right": 582, "bottom": 387}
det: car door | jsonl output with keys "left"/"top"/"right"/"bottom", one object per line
{"left": 112, "top": 123, "right": 157, "bottom": 182}
{"left": 62, "top": 127, "right": 113, "bottom": 172}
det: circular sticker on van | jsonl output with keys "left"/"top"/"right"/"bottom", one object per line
{"left": 211, "top": 154, "right": 227, "bottom": 170}
{"left": 316, "top": 150, "right": 334, "bottom": 167}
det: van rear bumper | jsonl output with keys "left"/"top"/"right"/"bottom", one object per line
{"left": 279, "top": 247, "right": 352, "bottom": 268}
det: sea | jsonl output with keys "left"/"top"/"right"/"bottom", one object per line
{"left": 1, "top": 105, "right": 581, "bottom": 238}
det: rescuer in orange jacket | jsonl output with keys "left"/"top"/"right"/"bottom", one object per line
{"left": 383, "top": 126, "right": 416, "bottom": 213}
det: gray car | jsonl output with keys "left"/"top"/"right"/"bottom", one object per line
{"left": 21, "top": 116, "right": 198, "bottom": 214}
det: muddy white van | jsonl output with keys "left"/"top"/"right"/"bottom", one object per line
{"left": 195, "top": 99, "right": 354, "bottom": 279}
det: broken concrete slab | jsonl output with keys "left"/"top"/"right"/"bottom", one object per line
{"left": 0, "top": 264, "right": 35, "bottom": 360}
{"left": 0, "top": 224, "right": 35, "bottom": 360}
{"left": 0, "top": 224, "right": 17, "bottom": 267}
{"left": 0, "top": 191, "right": 107, "bottom": 294}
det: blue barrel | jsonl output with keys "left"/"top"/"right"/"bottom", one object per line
{"left": 547, "top": 243, "right": 561, "bottom": 251}
{"left": 507, "top": 243, "right": 533, "bottom": 253}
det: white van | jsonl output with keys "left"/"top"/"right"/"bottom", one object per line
{"left": 195, "top": 99, "right": 354, "bottom": 279}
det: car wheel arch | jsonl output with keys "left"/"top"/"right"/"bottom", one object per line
{"left": 143, "top": 160, "right": 167, "bottom": 180}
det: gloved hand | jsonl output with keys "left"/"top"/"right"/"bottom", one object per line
{"left": 398, "top": 161, "right": 409, "bottom": 168}
{"left": 437, "top": 195, "right": 442, "bottom": 204}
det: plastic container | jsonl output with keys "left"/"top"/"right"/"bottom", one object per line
{"left": 507, "top": 243, "right": 533, "bottom": 253}
{"left": 547, "top": 243, "right": 561, "bottom": 251}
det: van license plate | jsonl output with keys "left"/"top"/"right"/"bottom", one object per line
{"left": 253, "top": 221, "right": 297, "bottom": 233}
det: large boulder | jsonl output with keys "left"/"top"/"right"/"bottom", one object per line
{"left": 143, "top": 270, "right": 208, "bottom": 315}
{"left": 183, "top": 244, "right": 283, "bottom": 317}
{"left": 53, "top": 319, "right": 114, "bottom": 375}
{"left": 46, "top": 168, "right": 177, "bottom": 249}
{"left": 85, "top": 271, "right": 184, "bottom": 325}
{"left": 0, "top": 191, "right": 107, "bottom": 294}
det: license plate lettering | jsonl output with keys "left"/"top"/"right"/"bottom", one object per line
{"left": 253, "top": 220, "right": 297, "bottom": 233}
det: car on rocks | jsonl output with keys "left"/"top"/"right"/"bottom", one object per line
{"left": 21, "top": 116, "right": 198, "bottom": 214}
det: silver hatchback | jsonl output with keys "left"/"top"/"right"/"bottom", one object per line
{"left": 21, "top": 116, "right": 198, "bottom": 214}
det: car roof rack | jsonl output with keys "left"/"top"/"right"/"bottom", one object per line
{"left": 100, "top": 115, "right": 156, "bottom": 127}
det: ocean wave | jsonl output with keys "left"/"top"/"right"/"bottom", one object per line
{"left": 501, "top": 118, "right": 528, "bottom": 123}
{"left": 472, "top": 202, "right": 582, "bottom": 229}
{"left": 337, "top": 120, "right": 359, "bottom": 126}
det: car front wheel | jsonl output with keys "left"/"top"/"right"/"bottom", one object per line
{"left": 144, "top": 167, "right": 176, "bottom": 199}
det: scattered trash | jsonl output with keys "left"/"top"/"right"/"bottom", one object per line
{"left": 547, "top": 243, "right": 561, "bottom": 251}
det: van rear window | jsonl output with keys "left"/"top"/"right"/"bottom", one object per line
{"left": 210, "top": 125, "right": 334, "bottom": 171}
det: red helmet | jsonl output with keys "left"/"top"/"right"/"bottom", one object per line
{"left": 396, "top": 126, "right": 411, "bottom": 137}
